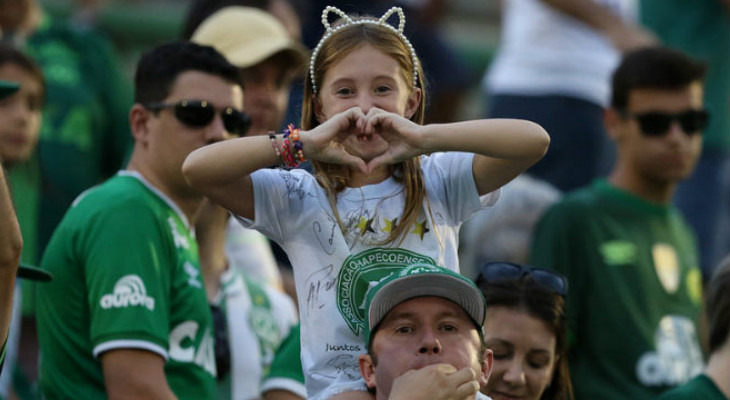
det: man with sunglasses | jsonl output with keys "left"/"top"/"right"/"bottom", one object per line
{"left": 35, "top": 42, "right": 246, "bottom": 399}
{"left": 531, "top": 46, "right": 707, "bottom": 400}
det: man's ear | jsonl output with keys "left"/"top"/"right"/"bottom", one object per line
{"left": 479, "top": 348, "right": 494, "bottom": 388}
{"left": 405, "top": 87, "right": 422, "bottom": 120}
{"left": 358, "top": 353, "right": 377, "bottom": 389}
{"left": 604, "top": 108, "right": 624, "bottom": 142}
{"left": 130, "top": 104, "right": 152, "bottom": 145}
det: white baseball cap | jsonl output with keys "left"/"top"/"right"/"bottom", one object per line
{"left": 191, "top": 6, "right": 308, "bottom": 69}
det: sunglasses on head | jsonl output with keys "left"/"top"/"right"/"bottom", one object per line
{"left": 476, "top": 261, "right": 568, "bottom": 296}
{"left": 145, "top": 100, "right": 251, "bottom": 137}
{"left": 622, "top": 109, "right": 710, "bottom": 137}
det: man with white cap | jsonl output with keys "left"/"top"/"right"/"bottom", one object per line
{"left": 358, "top": 264, "right": 494, "bottom": 400}
{"left": 188, "top": 7, "right": 307, "bottom": 400}
{"left": 190, "top": 5, "right": 308, "bottom": 139}
{"left": 189, "top": 4, "right": 306, "bottom": 300}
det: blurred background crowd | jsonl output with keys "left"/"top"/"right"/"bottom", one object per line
{"left": 0, "top": 0, "right": 728, "bottom": 399}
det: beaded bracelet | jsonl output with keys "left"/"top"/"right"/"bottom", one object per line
{"left": 285, "top": 124, "right": 306, "bottom": 163}
{"left": 278, "top": 124, "right": 306, "bottom": 168}
{"left": 268, "top": 131, "right": 282, "bottom": 160}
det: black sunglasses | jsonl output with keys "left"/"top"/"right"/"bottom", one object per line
{"left": 622, "top": 109, "right": 710, "bottom": 137}
{"left": 145, "top": 100, "right": 251, "bottom": 137}
{"left": 476, "top": 261, "right": 568, "bottom": 296}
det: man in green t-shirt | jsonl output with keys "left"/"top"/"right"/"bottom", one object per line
{"left": 531, "top": 47, "right": 708, "bottom": 399}
{"left": 654, "top": 256, "right": 730, "bottom": 400}
{"left": 35, "top": 42, "right": 248, "bottom": 399}
{"left": 641, "top": 0, "right": 730, "bottom": 279}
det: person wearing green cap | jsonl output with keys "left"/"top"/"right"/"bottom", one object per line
{"left": 259, "top": 263, "right": 496, "bottom": 400}
{"left": 0, "top": 76, "right": 51, "bottom": 374}
{"left": 357, "top": 263, "right": 494, "bottom": 400}
{"left": 0, "top": 78, "right": 22, "bottom": 374}
{"left": 0, "top": 81, "right": 18, "bottom": 98}
{"left": 0, "top": 45, "right": 52, "bottom": 399}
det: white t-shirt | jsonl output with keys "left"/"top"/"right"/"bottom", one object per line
{"left": 218, "top": 266, "right": 298, "bottom": 400}
{"left": 485, "top": 0, "right": 638, "bottom": 106}
{"left": 225, "top": 218, "right": 283, "bottom": 289}
{"left": 236, "top": 152, "right": 499, "bottom": 400}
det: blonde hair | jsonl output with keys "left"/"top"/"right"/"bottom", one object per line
{"left": 301, "top": 16, "right": 428, "bottom": 245}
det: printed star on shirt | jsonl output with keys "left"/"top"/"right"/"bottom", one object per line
{"left": 253, "top": 294, "right": 266, "bottom": 306}
{"left": 382, "top": 218, "right": 398, "bottom": 234}
{"left": 411, "top": 220, "right": 429, "bottom": 240}
{"left": 357, "top": 216, "right": 376, "bottom": 236}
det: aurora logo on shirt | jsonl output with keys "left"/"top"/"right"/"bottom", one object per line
{"left": 636, "top": 315, "right": 703, "bottom": 386}
{"left": 100, "top": 274, "right": 155, "bottom": 311}
{"left": 337, "top": 248, "right": 435, "bottom": 336}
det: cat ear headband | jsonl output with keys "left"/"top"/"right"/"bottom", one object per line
{"left": 309, "top": 6, "right": 420, "bottom": 94}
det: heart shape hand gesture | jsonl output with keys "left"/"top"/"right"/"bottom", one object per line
{"left": 302, "top": 107, "right": 424, "bottom": 175}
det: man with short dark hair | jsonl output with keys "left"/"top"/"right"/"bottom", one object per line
{"left": 358, "top": 264, "right": 494, "bottom": 400}
{"left": 35, "top": 41, "right": 248, "bottom": 399}
{"left": 531, "top": 46, "right": 708, "bottom": 399}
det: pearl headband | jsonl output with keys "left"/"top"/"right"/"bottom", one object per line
{"left": 309, "top": 6, "right": 420, "bottom": 94}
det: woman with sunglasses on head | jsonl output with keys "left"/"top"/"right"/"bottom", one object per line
{"left": 477, "top": 262, "right": 573, "bottom": 400}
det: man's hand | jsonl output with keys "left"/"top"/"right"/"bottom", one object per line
{"left": 389, "top": 364, "right": 480, "bottom": 400}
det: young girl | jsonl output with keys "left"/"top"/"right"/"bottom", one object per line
{"left": 183, "top": 6, "right": 549, "bottom": 399}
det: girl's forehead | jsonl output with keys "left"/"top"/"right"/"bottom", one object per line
{"left": 323, "top": 44, "right": 403, "bottom": 81}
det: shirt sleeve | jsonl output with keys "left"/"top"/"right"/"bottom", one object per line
{"left": 421, "top": 152, "right": 500, "bottom": 225}
{"left": 262, "top": 324, "right": 307, "bottom": 398}
{"left": 81, "top": 200, "right": 173, "bottom": 360}
{"left": 236, "top": 168, "right": 311, "bottom": 244}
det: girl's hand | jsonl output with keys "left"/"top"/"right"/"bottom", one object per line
{"left": 301, "top": 106, "right": 369, "bottom": 174}
{"left": 362, "top": 107, "right": 425, "bottom": 173}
